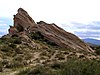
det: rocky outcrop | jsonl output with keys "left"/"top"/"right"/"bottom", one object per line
{"left": 9, "top": 8, "right": 93, "bottom": 52}
{"left": 13, "top": 8, "right": 36, "bottom": 32}
{"left": 8, "top": 26, "right": 18, "bottom": 35}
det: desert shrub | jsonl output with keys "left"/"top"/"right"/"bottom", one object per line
{"left": 16, "top": 24, "right": 24, "bottom": 32}
{"left": 0, "top": 62, "right": 3, "bottom": 72}
{"left": 93, "top": 46, "right": 100, "bottom": 55}
{"left": 40, "top": 51, "right": 47, "bottom": 56}
{"left": 0, "top": 38, "right": 7, "bottom": 43}
{"left": 15, "top": 48, "right": 23, "bottom": 54}
{"left": 55, "top": 59, "right": 100, "bottom": 75}
{"left": 17, "top": 66, "right": 42, "bottom": 75}
{"left": 0, "top": 39, "right": 3, "bottom": 44}
{"left": 30, "top": 32, "right": 43, "bottom": 40}
{"left": 30, "top": 32, "right": 58, "bottom": 47}
{"left": 17, "top": 68, "right": 30, "bottom": 75}
{"left": 5, "top": 61, "right": 26, "bottom": 69}
{"left": 14, "top": 55, "right": 23, "bottom": 62}
{"left": 55, "top": 53, "right": 65, "bottom": 60}
{"left": 18, "top": 59, "right": 100, "bottom": 75}
{"left": 0, "top": 36, "right": 21, "bottom": 45}
{"left": 13, "top": 37, "right": 21, "bottom": 44}
{"left": 0, "top": 67, "right": 3, "bottom": 72}
{"left": 2, "top": 38, "right": 13, "bottom": 44}
{"left": 43, "top": 39, "right": 58, "bottom": 46}
{"left": 17, "top": 65, "right": 56, "bottom": 75}
{"left": 1, "top": 46, "right": 8, "bottom": 52}
{"left": 1, "top": 45, "right": 12, "bottom": 52}
{"left": 50, "top": 62, "right": 62, "bottom": 69}
{"left": 95, "top": 49, "right": 100, "bottom": 55}
{"left": 1, "top": 59, "right": 9, "bottom": 66}
{"left": 11, "top": 34, "right": 18, "bottom": 37}
{"left": 9, "top": 43, "right": 16, "bottom": 48}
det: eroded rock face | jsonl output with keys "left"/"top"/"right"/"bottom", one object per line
{"left": 13, "top": 8, "right": 36, "bottom": 32}
{"left": 9, "top": 26, "right": 18, "bottom": 35}
{"left": 9, "top": 8, "right": 93, "bottom": 52}
{"left": 35, "top": 22, "right": 93, "bottom": 52}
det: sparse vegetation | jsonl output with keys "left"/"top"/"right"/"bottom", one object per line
{"left": 0, "top": 34, "right": 100, "bottom": 75}
{"left": 17, "top": 59, "right": 100, "bottom": 75}
{"left": 30, "top": 32, "right": 58, "bottom": 47}
{"left": 1, "top": 8, "right": 100, "bottom": 75}
{"left": 91, "top": 46, "right": 100, "bottom": 55}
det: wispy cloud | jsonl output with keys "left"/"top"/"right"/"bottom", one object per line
{"left": 75, "top": 31, "right": 100, "bottom": 38}
{"left": 69, "top": 21, "right": 100, "bottom": 39}
{"left": 71, "top": 21, "right": 100, "bottom": 30}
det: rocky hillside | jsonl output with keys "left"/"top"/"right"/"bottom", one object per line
{"left": 0, "top": 8, "right": 99, "bottom": 75}
{"left": 9, "top": 8, "right": 93, "bottom": 52}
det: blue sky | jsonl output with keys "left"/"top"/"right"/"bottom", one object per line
{"left": 0, "top": 0, "right": 100, "bottom": 40}
{"left": 0, "top": 18, "right": 12, "bottom": 37}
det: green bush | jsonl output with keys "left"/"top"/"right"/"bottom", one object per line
{"left": 92, "top": 46, "right": 100, "bottom": 55}
{"left": 13, "top": 37, "right": 21, "bottom": 44}
{"left": 30, "top": 32, "right": 58, "bottom": 47}
{"left": 95, "top": 49, "right": 100, "bottom": 55}
{"left": 50, "top": 62, "right": 61, "bottom": 69}
{"left": 14, "top": 55, "right": 23, "bottom": 62}
{"left": 30, "top": 32, "right": 43, "bottom": 40}
{"left": 2, "top": 59, "right": 9, "bottom": 66}
{"left": 1, "top": 45, "right": 12, "bottom": 52}
{"left": 0, "top": 62, "right": 3, "bottom": 72}
{"left": 15, "top": 48, "right": 23, "bottom": 54}
{"left": 9, "top": 43, "right": 16, "bottom": 48}
{"left": 5, "top": 61, "right": 25, "bottom": 69}
{"left": 17, "top": 59, "right": 100, "bottom": 75}
{"left": 17, "top": 65, "right": 56, "bottom": 75}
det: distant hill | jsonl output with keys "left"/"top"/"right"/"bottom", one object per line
{"left": 83, "top": 38, "right": 100, "bottom": 45}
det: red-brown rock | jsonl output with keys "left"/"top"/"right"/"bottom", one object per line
{"left": 9, "top": 8, "right": 93, "bottom": 52}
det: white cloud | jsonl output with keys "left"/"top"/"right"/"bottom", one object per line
{"left": 0, "top": 0, "right": 100, "bottom": 23}
{"left": 0, "top": 24, "right": 7, "bottom": 26}
{"left": 70, "top": 22, "right": 100, "bottom": 40}
{"left": 0, "top": 0, "right": 100, "bottom": 39}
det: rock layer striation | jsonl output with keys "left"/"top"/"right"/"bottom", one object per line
{"left": 9, "top": 8, "right": 93, "bottom": 52}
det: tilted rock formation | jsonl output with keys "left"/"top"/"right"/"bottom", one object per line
{"left": 13, "top": 8, "right": 36, "bottom": 32}
{"left": 9, "top": 8, "right": 93, "bottom": 52}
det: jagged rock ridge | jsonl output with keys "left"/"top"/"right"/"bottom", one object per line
{"left": 9, "top": 8, "right": 93, "bottom": 52}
